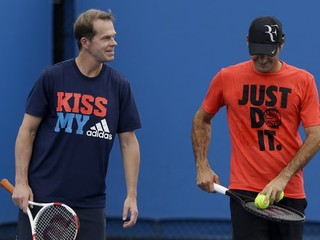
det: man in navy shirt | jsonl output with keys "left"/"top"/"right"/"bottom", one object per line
{"left": 13, "top": 9, "right": 141, "bottom": 239}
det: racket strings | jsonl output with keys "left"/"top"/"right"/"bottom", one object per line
{"left": 35, "top": 205, "right": 78, "bottom": 240}
{"left": 245, "top": 202, "right": 303, "bottom": 222}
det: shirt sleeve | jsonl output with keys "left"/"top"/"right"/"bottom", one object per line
{"left": 117, "top": 82, "right": 142, "bottom": 133}
{"left": 202, "top": 70, "right": 225, "bottom": 115}
{"left": 25, "top": 69, "right": 50, "bottom": 117}
{"left": 300, "top": 74, "right": 320, "bottom": 128}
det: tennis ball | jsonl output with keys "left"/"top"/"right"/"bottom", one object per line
{"left": 254, "top": 194, "right": 269, "bottom": 209}
{"left": 279, "top": 191, "right": 284, "bottom": 201}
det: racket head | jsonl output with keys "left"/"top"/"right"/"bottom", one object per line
{"left": 0, "top": 178, "right": 80, "bottom": 239}
{"left": 243, "top": 201, "right": 305, "bottom": 223}
{"left": 227, "top": 190, "right": 305, "bottom": 223}
{"left": 33, "top": 203, "right": 79, "bottom": 240}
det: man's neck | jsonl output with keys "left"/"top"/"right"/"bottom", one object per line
{"left": 75, "top": 54, "right": 103, "bottom": 77}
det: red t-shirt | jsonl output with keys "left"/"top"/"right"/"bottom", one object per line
{"left": 203, "top": 60, "right": 320, "bottom": 198}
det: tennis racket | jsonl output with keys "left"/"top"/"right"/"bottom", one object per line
{"left": 213, "top": 183, "right": 305, "bottom": 223}
{"left": 0, "top": 178, "right": 79, "bottom": 240}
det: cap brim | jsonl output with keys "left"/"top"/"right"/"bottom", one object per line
{"left": 249, "top": 42, "right": 278, "bottom": 57}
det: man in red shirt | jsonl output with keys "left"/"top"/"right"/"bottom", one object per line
{"left": 192, "top": 16, "right": 320, "bottom": 240}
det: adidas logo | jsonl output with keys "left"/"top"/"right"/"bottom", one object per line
{"left": 86, "top": 119, "right": 113, "bottom": 140}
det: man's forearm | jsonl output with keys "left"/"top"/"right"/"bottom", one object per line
{"left": 15, "top": 128, "right": 35, "bottom": 185}
{"left": 120, "top": 132, "right": 140, "bottom": 198}
{"left": 192, "top": 110, "right": 212, "bottom": 169}
{"left": 278, "top": 126, "right": 320, "bottom": 181}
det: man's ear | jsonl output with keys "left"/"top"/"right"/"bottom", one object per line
{"left": 80, "top": 37, "right": 89, "bottom": 49}
{"left": 279, "top": 37, "right": 285, "bottom": 50}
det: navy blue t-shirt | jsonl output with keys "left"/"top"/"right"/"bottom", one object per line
{"left": 25, "top": 59, "right": 141, "bottom": 208}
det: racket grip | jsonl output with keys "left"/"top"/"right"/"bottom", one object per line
{"left": 213, "top": 183, "right": 228, "bottom": 195}
{"left": 0, "top": 178, "right": 14, "bottom": 195}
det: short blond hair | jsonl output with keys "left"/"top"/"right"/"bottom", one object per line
{"left": 74, "top": 9, "right": 115, "bottom": 50}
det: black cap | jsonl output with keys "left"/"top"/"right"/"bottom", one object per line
{"left": 248, "top": 16, "right": 284, "bottom": 57}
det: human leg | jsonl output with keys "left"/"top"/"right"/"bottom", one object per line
{"left": 230, "top": 190, "right": 270, "bottom": 240}
{"left": 16, "top": 210, "right": 32, "bottom": 240}
{"left": 270, "top": 198, "right": 307, "bottom": 240}
{"left": 74, "top": 208, "right": 106, "bottom": 240}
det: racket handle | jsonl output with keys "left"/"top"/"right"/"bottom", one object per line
{"left": 0, "top": 178, "right": 14, "bottom": 195}
{"left": 213, "top": 183, "right": 229, "bottom": 195}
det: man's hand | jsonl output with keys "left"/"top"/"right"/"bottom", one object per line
{"left": 196, "top": 165, "right": 220, "bottom": 193}
{"left": 12, "top": 183, "right": 33, "bottom": 213}
{"left": 122, "top": 197, "right": 138, "bottom": 228}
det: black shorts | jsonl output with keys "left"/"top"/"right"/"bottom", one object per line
{"left": 230, "top": 190, "right": 307, "bottom": 240}
{"left": 16, "top": 207, "right": 106, "bottom": 240}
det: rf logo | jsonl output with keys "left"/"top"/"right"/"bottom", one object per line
{"left": 264, "top": 24, "right": 279, "bottom": 42}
